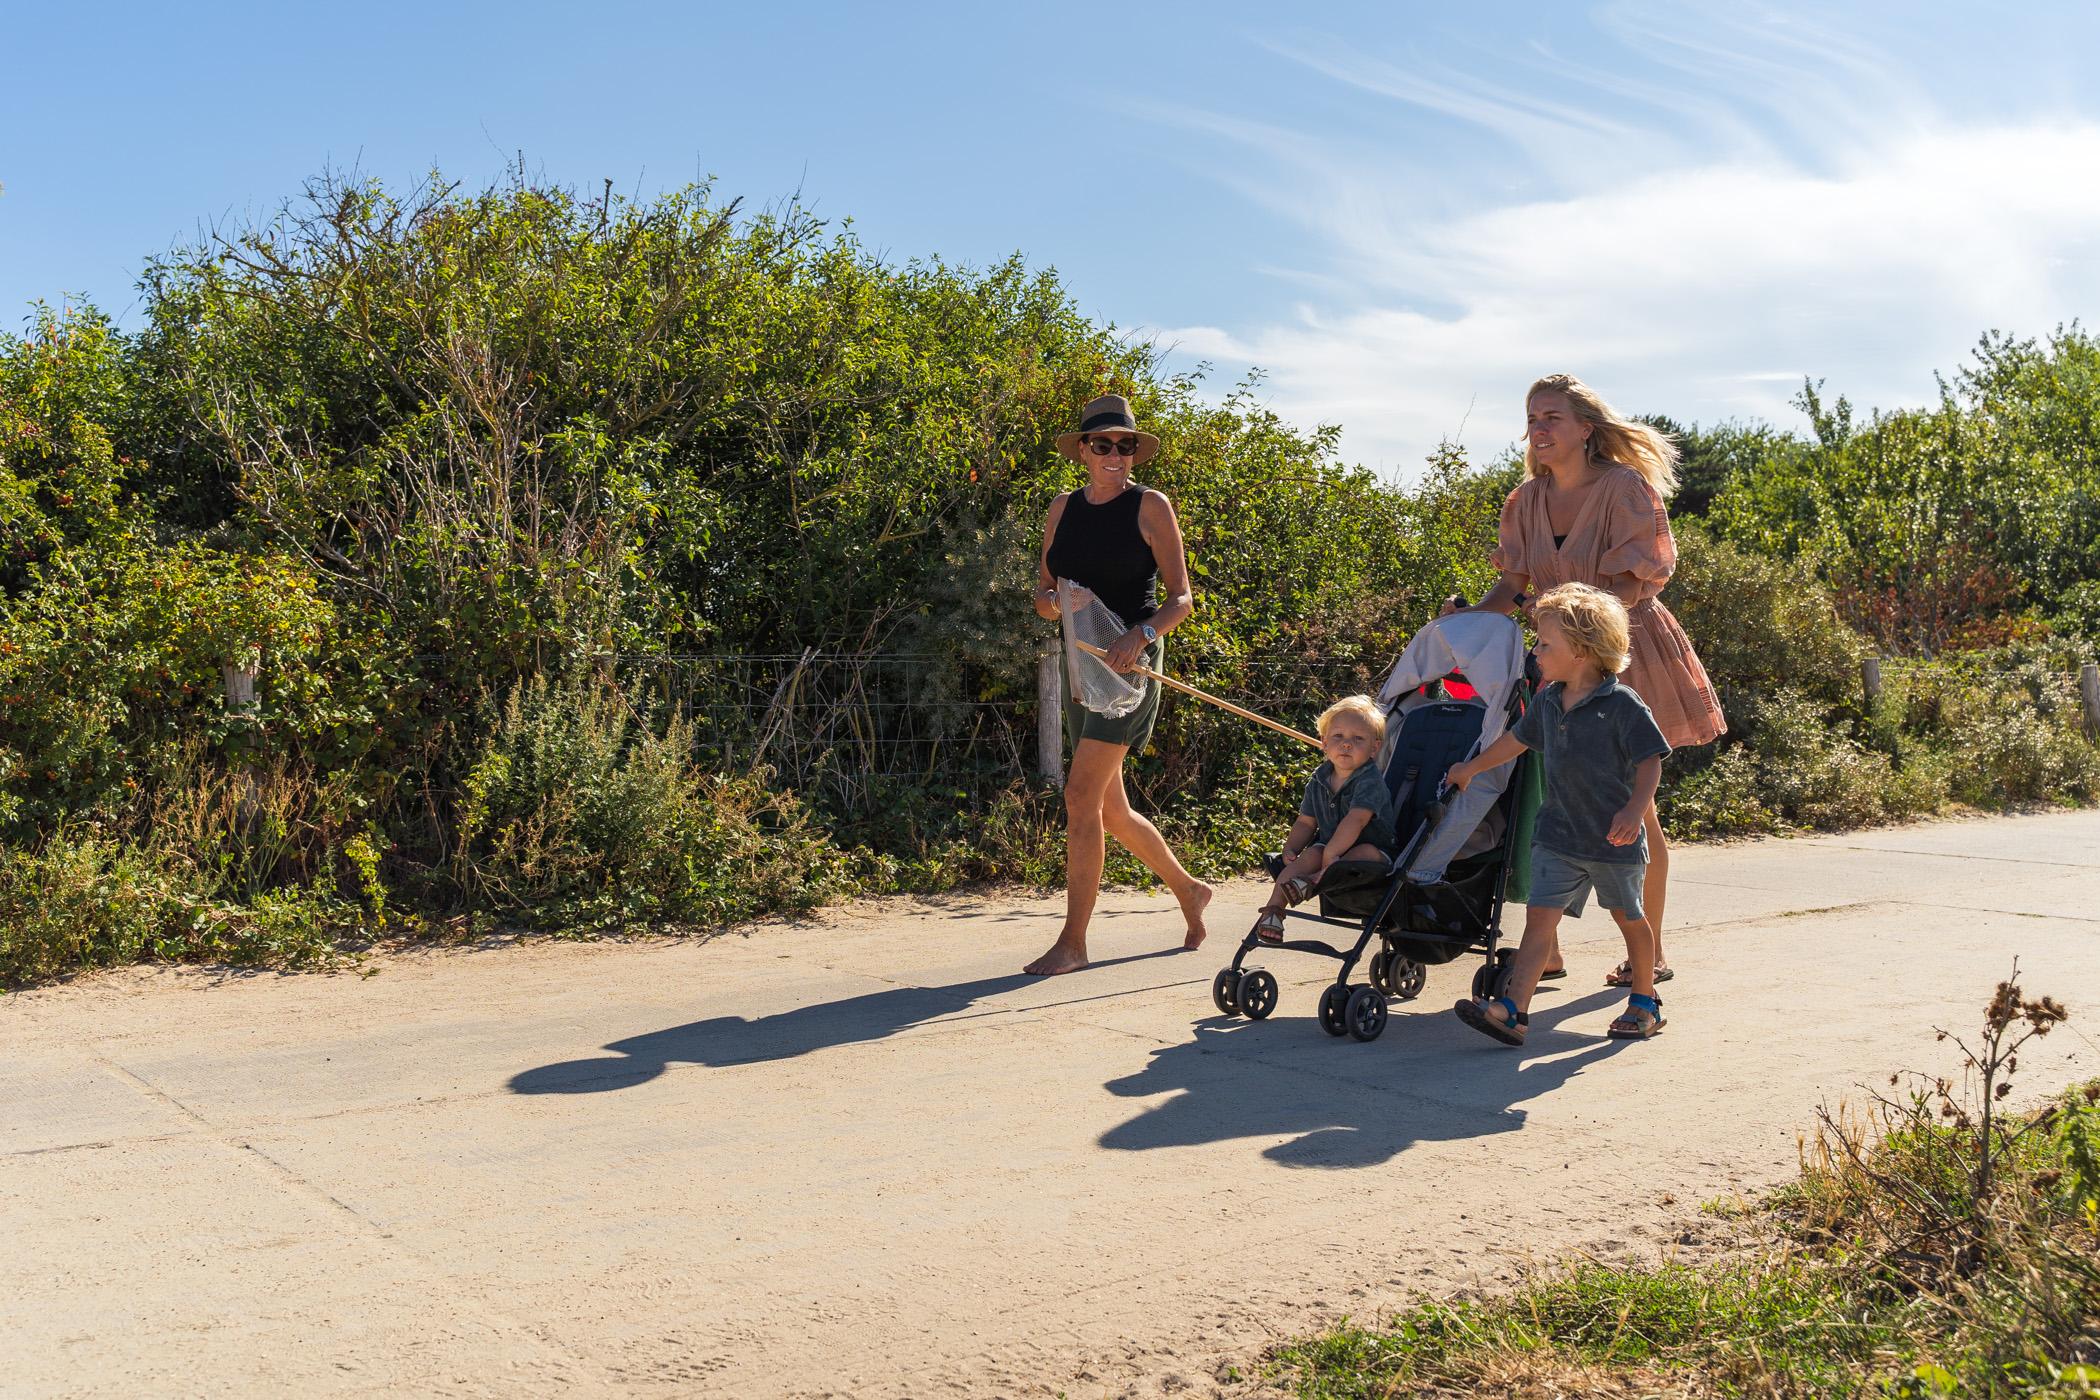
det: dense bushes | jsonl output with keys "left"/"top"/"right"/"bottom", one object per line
{"left": 1662, "top": 526, "right": 2098, "bottom": 838}
{"left": 1, "top": 169, "right": 2095, "bottom": 983}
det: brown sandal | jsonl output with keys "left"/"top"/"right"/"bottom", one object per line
{"left": 1280, "top": 875, "right": 1319, "bottom": 906}
{"left": 1605, "top": 961, "right": 1674, "bottom": 988}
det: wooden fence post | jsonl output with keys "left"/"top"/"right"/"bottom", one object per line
{"left": 1861, "top": 656, "right": 1882, "bottom": 711}
{"left": 222, "top": 660, "right": 257, "bottom": 710}
{"left": 223, "top": 655, "right": 262, "bottom": 827}
{"left": 1037, "top": 650, "right": 1064, "bottom": 787}
{"left": 2080, "top": 662, "right": 2100, "bottom": 740}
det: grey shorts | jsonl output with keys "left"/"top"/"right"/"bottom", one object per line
{"left": 1528, "top": 843, "right": 1646, "bottom": 919}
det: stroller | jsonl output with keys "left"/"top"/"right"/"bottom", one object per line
{"left": 1209, "top": 612, "right": 1538, "bottom": 1042}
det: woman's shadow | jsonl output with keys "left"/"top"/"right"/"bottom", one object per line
{"left": 508, "top": 949, "right": 1186, "bottom": 1095}
{"left": 1097, "top": 989, "right": 1631, "bottom": 1169}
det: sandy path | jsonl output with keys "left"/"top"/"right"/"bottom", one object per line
{"left": 6, "top": 809, "right": 2099, "bottom": 1399}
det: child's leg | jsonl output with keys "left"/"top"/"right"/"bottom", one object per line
{"left": 1456, "top": 903, "right": 1562, "bottom": 1044}
{"left": 1253, "top": 847, "right": 1325, "bottom": 942}
{"left": 1608, "top": 908, "right": 1658, "bottom": 1002}
{"left": 1641, "top": 801, "right": 1670, "bottom": 969}
{"left": 1501, "top": 904, "right": 1565, "bottom": 1016}
{"left": 1265, "top": 847, "right": 1326, "bottom": 908}
{"left": 1606, "top": 905, "right": 1666, "bottom": 1038}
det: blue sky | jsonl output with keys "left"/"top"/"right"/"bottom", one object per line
{"left": 4, "top": 1, "right": 2098, "bottom": 473}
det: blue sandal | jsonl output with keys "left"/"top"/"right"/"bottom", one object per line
{"left": 1455, "top": 996, "right": 1528, "bottom": 1046}
{"left": 1608, "top": 992, "right": 1666, "bottom": 1039}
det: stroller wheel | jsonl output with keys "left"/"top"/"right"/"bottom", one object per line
{"left": 1367, "top": 949, "right": 1392, "bottom": 995}
{"left": 1345, "top": 986, "right": 1388, "bottom": 1042}
{"left": 1473, "top": 949, "right": 1516, "bottom": 1002}
{"left": 1390, "top": 957, "right": 1427, "bottom": 1001}
{"left": 1317, "top": 984, "right": 1350, "bottom": 1037}
{"left": 1238, "top": 970, "right": 1279, "bottom": 1021}
{"left": 1211, "top": 968, "right": 1244, "bottom": 1016}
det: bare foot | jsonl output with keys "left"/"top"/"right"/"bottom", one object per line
{"left": 1177, "top": 881, "right": 1214, "bottom": 950}
{"left": 1024, "top": 938, "right": 1090, "bottom": 976}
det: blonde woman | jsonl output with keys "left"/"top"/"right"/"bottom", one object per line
{"left": 1449, "top": 374, "right": 1725, "bottom": 986}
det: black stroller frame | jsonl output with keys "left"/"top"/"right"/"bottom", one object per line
{"left": 1210, "top": 684, "right": 1534, "bottom": 1042}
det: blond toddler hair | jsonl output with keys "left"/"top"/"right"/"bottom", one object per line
{"left": 1316, "top": 694, "right": 1387, "bottom": 742}
{"left": 1531, "top": 583, "right": 1632, "bottom": 674}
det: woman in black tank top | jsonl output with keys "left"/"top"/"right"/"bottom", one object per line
{"left": 1024, "top": 396, "right": 1212, "bottom": 976}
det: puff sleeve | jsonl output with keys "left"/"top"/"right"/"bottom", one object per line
{"left": 1489, "top": 484, "right": 1532, "bottom": 580}
{"left": 1595, "top": 469, "right": 1676, "bottom": 597}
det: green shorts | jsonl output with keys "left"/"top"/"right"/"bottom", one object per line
{"left": 1062, "top": 636, "right": 1165, "bottom": 753}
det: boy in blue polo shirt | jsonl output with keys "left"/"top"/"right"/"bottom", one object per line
{"left": 1444, "top": 583, "right": 1672, "bottom": 1044}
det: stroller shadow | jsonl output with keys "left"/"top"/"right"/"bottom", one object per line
{"left": 508, "top": 949, "right": 1188, "bottom": 1095}
{"left": 1098, "top": 989, "right": 1631, "bottom": 1169}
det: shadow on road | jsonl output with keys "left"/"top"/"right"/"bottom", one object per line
{"left": 1098, "top": 988, "right": 1630, "bottom": 1168}
{"left": 508, "top": 948, "right": 1188, "bottom": 1094}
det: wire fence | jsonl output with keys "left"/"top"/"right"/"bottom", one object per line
{"left": 597, "top": 649, "right": 1398, "bottom": 814}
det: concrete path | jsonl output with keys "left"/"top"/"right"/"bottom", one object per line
{"left": 7, "top": 810, "right": 2099, "bottom": 1399}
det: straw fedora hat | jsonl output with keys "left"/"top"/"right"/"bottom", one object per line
{"left": 1054, "top": 394, "right": 1160, "bottom": 466}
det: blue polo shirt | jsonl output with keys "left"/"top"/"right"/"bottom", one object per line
{"left": 1510, "top": 675, "right": 1671, "bottom": 864}
{"left": 1299, "top": 760, "right": 1397, "bottom": 853}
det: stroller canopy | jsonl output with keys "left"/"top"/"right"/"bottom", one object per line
{"left": 1373, "top": 612, "right": 1528, "bottom": 881}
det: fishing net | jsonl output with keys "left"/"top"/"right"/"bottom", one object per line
{"left": 1058, "top": 580, "right": 1147, "bottom": 718}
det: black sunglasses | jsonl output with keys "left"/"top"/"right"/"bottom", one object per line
{"left": 1086, "top": 436, "right": 1141, "bottom": 457}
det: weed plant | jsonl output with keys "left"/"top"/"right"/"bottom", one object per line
{"left": 1275, "top": 971, "right": 2100, "bottom": 1398}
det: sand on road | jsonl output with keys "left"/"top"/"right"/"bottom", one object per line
{"left": 6, "top": 809, "right": 2100, "bottom": 1398}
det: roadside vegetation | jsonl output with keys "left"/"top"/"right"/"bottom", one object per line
{"left": 1273, "top": 972, "right": 2100, "bottom": 1398}
{"left": 3, "top": 169, "right": 2097, "bottom": 984}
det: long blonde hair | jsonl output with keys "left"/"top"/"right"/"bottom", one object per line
{"left": 1524, "top": 373, "right": 1679, "bottom": 499}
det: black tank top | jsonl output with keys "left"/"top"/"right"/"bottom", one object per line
{"left": 1045, "top": 485, "right": 1158, "bottom": 624}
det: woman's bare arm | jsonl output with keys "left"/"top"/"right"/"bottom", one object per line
{"left": 1034, "top": 493, "right": 1070, "bottom": 621}
{"left": 1444, "top": 570, "right": 1529, "bottom": 617}
{"left": 1138, "top": 491, "right": 1195, "bottom": 634}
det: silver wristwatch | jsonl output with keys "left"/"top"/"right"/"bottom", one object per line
{"left": 1140, "top": 623, "right": 1158, "bottom": 643}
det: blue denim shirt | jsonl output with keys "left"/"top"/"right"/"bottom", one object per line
{"left": 1299, "top": 760, "right": 1397, "bottom": 853}
{"left": 1510, "top": 674, "right": 1671, "bottom": 863}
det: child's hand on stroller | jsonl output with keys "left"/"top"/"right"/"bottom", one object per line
{"left": 1607, "top": 802, "right": 1643, "bottom": 845}
{"left": 1445, "top": 760, "right": 1474, "bottom": 792}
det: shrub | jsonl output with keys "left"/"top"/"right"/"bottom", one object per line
{"left": 1890, "top": 638, "right": 2100, "bottom": 808}
{"left": 0, "top": 829, "right": 187, "bottom": 985}
{"left": 0, "top": 538, "right": 375, "bottom": 834}
{"left": 1665, "top": 522, "right": 1866, "bottom": 721}
{"left": 453, "top": 675, "right": 851, "bottom": 930}
{"left": 0, "top": 820, "right": 375, "bottom": 987}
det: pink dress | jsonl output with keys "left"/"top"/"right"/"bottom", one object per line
{"left": 1493, "top": 466, "right": 1727, "bottom": 749}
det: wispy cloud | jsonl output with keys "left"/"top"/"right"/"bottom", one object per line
{"left": 1146, "top": 5, "right": 2100, "bottom": 474}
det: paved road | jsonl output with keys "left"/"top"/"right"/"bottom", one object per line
{"left": 7, "top": 810, "right": 2098, "bottom": 1398}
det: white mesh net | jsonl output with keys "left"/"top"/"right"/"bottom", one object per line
{"left": 1058, "top": 580, "right": 1147, "bottom": 718}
